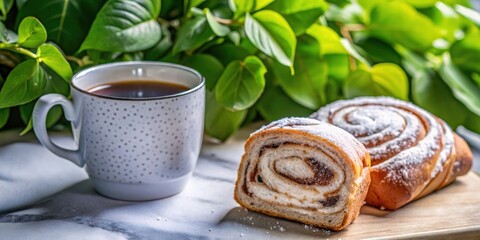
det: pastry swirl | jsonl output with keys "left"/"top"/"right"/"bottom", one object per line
{"left": 311, "top": 96, "right": 473, "bottom": 210}
{"left": 234, "top": 118, "right": 371, "bottom": 230}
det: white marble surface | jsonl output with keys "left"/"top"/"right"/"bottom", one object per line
{"left": 0, "top": 125, "right": 479, "bottom": 240}
{"left": 0, "top": 126, "right": 335, "bottom": 240}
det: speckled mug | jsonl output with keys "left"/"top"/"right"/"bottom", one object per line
{"left": 33, "top": 62, "right": 205, "bottom": 201}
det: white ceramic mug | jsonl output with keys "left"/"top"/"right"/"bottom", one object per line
{"left": 33, "top": 62, "right": 205, "bottom": 201}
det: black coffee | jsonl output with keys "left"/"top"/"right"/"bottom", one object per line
{"left": 88, "top": 80, "right": 189, "bottom": 98}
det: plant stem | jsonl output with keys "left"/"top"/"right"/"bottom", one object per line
{"left": 215, "top": 17, "right": 234, "bottom": 25}
{"left": 0, "top": 50, "right": 19, "bottom": 68}
{"left": 65, "top": 55, "right": 84, "bottom": 66}
{"left": 339, "top": 24, "right": 357, "bottom": 71}
{"left": 0, "top": 43, "right": 37, "bottom": 59}
{"left": 343, "top": 24, "right": 365, "bottom": 32}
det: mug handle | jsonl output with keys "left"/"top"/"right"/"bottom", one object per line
{"left": 33, "top": 94, "right": 84, "bottom": 167}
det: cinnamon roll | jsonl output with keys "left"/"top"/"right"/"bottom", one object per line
{"left": 311, "top": 96, "right": 473, "bottom": 210}
{"left": 234, "top": 118, "right": 371, "bottom": 231}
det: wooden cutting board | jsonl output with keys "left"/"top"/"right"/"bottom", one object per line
{"left": 332, "top": 172, "right": 480, "bottom": 239}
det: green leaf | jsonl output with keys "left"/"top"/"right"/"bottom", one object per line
{"left": 0, "top": 107, "right": 9, "bottom": 129}
{"left": 344, "top": 63, "right": 408, "bottom": 100}
{"left": 0, "top": 0, "right": 13, "bottom": 20}
{"left": 182, "top": 54, "right": 224, "bottom": 91}
{"left": 144, "top": 24, "right": 172, "bottom": 60}
{"left": 340, "top": 38, "right": 370, "bottom": 66}
{"left": 207, "top": 43, "right": 249, "bottom": 65}
{"left": 254, "top": 0, "right": 274, "bottom": 10}
{"left": 402, "top": 0, "right": 437, "bottom": 8}
{"left": 357, "top": 0, "right": 383, "bottom": 22}
{"left": 395, "top": 45, "right": 429, "bottom": 74}
{"left": 307, "top": 25, "right": 365, "bottom": 66}
{"left": 172, "top": 15, "right": 214, "bottom": 55}
{"left": 19, "top": 102, "right": 62, "bottom": 135}
{"left": 229, "top": 0, "right": 253, "bottom": 19}
{"left": 191, "top": 0, "right": 205, "bottom": 8}
{"left": 412, "top": 70, "right": 468, "bottom": 129}
{"left": 159, "top": 53, "right": 181, "bottom": 64}
{"left": 241, "top": 107, "right": 258, "bottom": 127}
{"left": 356, "top": 38, "right": 402, "bottom": 65}
{"left": 37, "top": 44, "right": 72, "bottom": 82}
{"left": 443, "top": 0, "right": 473, "bottom": 7}
{"left": 43, "top": 64, "right": 70, "bottom": 96}
{"left": 455, "top": 5, "right": 480, "bottom": 27}
{"left": 17, "top": 16, "right": 47, "bottom": 48}
{"left": 245, "top": 10, "right": 296, "bottom": 68}
{"left": 420, "top": 2, "right": 461, "bottom": 42}
{"left": 208, "top": 2, "right": 234, "bottom": 19}
{"left": 0, "top": 21, "right": 6, "bottom": 42}
{"left": 228, "top": 31, "right": 241, "bottom": 45}
{"left": 120, "top": 52, "right": 143, "bottom": 61}
{"left": 257, "top": 86, "right": 313, "bottom": 122}
{"left": 86, "top": 50, "right": 120, "bottom": 64}
{"left": 325, "top": 79, "right": 342, "bottom": 103}
{"left": 306, "top": 24, "right": 347, "bottom": 55}
{"left": 439, "top": 57, "right": 480, "bottom": 116}
{"left": 366, "top": 0, "right": 446, "bottom": 18}
{"left": 16, "top": 0, "right": 105, "bottom": 54}
{"left": 80, "top": 0, "right": 161, "bottom": 52}
{"left": 273, "top": 35, "right": 328, "bottom": 109}
{"left": 229, "top": 0, "right": 273, "bottom": 19}
{"left": 215, "top": 55, "right": 266, "bottom": 111}
{"left": 473, "top": 73, "right": 480, "bottom": 87}
{"left": 2, "top": 26, "right": 17, "bottom": 43}
{"left": 326, "top": 0, "right": 351, "bottom": 7}
{"left": 369, "top": 1, "right": 442, "bottom": 51}
{"left": 159, "top": 0, "right": 184, "bottom": 19}
{"left": 239, "top": 36, "right": 258, "bottom": 54}
{"left": 18, "top": 65, "right": 68, "bottom": 135}
{"left": 0, "top": 60, "right": 46, "bottom": 108}
{"left": 464, "top": 111, "right": 480, "bottom": 134}
{"left": 267, "top": 0, "right": 328, "bottom": 35}
{"left": 16, "top": 0, "right": 27, "bottom": 9}
{"left": 205, "top": 91, "right": 247, "bottom": 141}
{"left": 325, "top": 3, "right": 363, "bottom": 24}
{"left": 325, "top": 54, "right": 349, "bottom": 82}
{"left": 451, "top": 31, "right": 480, "bottom": 72}
{"left": 205, "top": 8, "right": 230, "bottom": 37}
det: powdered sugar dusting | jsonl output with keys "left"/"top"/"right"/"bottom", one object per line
{"left": 430, "top": 120, "right": 454, "bottom": 178}
{"left": 253, "top": 117, "right": 320, "bottom": 135}
{"left": 379, "top": 133, "right": 441, "bottom": 188}
{"left": 312, "top": 96, "right": 456, "bottom": 195}
{"left": 330, "top": 105, "right": 424, "bottom": 164}
{"left": 254, "top": 117, "right": 368, "bottom": 168}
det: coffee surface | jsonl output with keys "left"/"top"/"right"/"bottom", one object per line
{"left": 88, "top": 80, "right": 189, "bottom": 98}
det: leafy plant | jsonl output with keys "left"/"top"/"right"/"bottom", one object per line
{"left": 0, "top": 0, "right": 479, "bottom": 141}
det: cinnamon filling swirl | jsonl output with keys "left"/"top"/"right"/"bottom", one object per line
{"left": 242, "top": 142, "right": 348, "bottom": 212}
{"left": 274, "top": 158, "right": 334, "bottom": 186}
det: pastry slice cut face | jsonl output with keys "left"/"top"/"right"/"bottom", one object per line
{"left": 234, "top": 118, "right": 371, "bottom": 231}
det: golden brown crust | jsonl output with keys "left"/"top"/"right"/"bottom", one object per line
{"left": 311, "top": 97, "right": 473, "bottom": 210}
{"left": 452, "top": 133, "right": 473, "bottom": 176}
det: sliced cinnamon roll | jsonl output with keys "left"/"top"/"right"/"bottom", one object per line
{"left": 311, "top": 96, "right": 473, "bottom": 210}
{"left": 234, "top": 118, "right": 371, "bottom": 231}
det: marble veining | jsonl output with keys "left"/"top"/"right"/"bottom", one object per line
{"left": 0, "top": 126, "right": 479, "bottom": 239}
